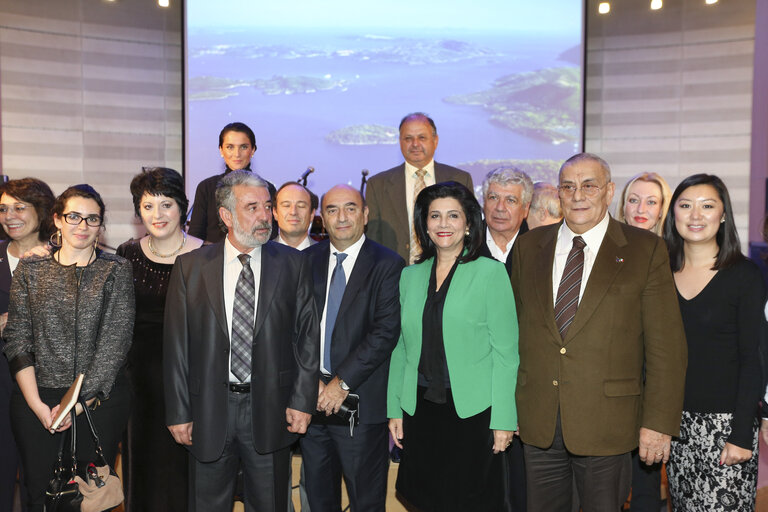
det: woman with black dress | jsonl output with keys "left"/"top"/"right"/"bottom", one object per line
{"left": 387, "top": 182, "right": 519, "bottom": 512}
{"left": 117, "top": 167, "right": 202, "bottom": 511}
{"left": 663, "top": 174, "right": 764, "bottom": 510}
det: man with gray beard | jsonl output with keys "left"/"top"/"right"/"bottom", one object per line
{"left": 164, "top": 170, "right": 320, "bottom": 512}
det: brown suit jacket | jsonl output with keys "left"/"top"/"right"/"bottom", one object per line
{"left": 365, "top": 162, "right": 473, "bottom": 262}
{"left": 509, "top": 217, "right": 687, "bottom": 456}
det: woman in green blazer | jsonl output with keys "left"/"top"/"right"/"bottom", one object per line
{"left": 387, "top": 181, "right": 519, "bottom": 512}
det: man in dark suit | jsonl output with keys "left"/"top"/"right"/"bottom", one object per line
{"left": 301, "top": 184, "right": 404, "bottom": 512}
{"left": 479, "top": 166, "right": 532, "bottom": 277}
{"left": 365, "top": 112, "right": 473, "bottom": 264}
{"left": 509, "top": 153, "right": 687, "bottom": 511}
{"left": 274, "top": 181, "right": 318, "bottom": 250}
{"left": 164, "top": 170, "right": 319, "bottom": 512}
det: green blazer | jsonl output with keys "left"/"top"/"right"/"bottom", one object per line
{"left": 387, "top": 256, "right": 519, "bottom": 430}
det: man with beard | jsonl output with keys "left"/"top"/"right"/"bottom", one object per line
{"left": 164, "top": 170, "right": 319, "bottom": 511}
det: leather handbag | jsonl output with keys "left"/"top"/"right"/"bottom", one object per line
{"left": 44, "top": 400, "right": 124, "bottom": 512}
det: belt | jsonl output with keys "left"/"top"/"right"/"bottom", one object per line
{"left": 228, "top": 382, "right": 251, "bottom": 393}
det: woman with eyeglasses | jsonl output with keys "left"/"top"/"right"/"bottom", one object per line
{"left": 0, "top": 178, "right": 55, "bottom": 512}
{"left": 117, "top": 168, "right": 202, "bottom": 512}
{"left": 3, "top": 184, "right": 135, "bottom": 511}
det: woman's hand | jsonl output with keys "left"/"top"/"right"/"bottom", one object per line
{"left": 493, "top": 429, "right": 514, "bottom": 454}
{"left": 389, "top": 418, "right": 404, "bottom": 449}
{"left": 719, "top": 442, "right": 752, "bottom": 466}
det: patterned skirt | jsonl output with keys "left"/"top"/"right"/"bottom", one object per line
{"left": 667, "top": 411, "right": 758, "bottom": 511}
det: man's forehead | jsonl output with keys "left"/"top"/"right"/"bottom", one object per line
{"left": 234, "top": 184, "right": 270, "bottom": 202}
{"left": 486, "top": 182, "right": 523, "bottom": 197}
{"left": 560, "top": 162, "right": 607, "bottom": 183}
{"left": 276, "top": 185, "right": 310, "bottom": 203}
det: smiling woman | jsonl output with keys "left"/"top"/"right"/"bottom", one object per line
{"left": 117, "top": 168, "right": 203, "bottom": 512}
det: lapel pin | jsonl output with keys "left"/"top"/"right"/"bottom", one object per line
{"left": 616, "top": 257, "right": 624, "bottom": 263}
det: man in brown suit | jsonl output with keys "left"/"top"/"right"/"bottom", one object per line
{"left": 509, "top": 153, "right": 687, "bottom": 511}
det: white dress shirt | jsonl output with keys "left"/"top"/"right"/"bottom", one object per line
{"left": 552, "top": 213, "right": 610, "bottom": 304}
{"left": 223, "top": 237, "right": 262, "bottom": 383}
{"left": 404, "top": 160, "right": 436, "bottom": 240}
{"left": 277, "top": 233, "right": 312, "bottom": 251}
{"left": 485, "top": 227, "right": 518, "bottom": 263}
{"left": 320, "top": 235, "right": 366, "bottom": 376}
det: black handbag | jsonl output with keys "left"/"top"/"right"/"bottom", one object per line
{"left": 44, "top": 409, "right": 82, "bottom": 512}
{"left": 44, "top": 400, "right": 124, "bottom": 512}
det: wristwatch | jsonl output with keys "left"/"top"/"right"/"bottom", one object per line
{"left": 338, "top": 378, "right": 350, "bottom": 391}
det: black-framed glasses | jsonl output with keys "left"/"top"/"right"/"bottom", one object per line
{"left": 0, "top": 204, "right": 29, "bottom": 215}
{"left": 62, "top": 212, "right": 102, "bottom": 227}
{"left": 558, "top": 183, "right": 606, "bottom": 198}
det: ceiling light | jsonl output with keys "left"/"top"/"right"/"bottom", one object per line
{"left": 705, "top": 0, "right": 718, "bottom": 4}
{"left": 650, "top": 0, "right": 662, "bottom": 9}
{"left": 598, "top": 2, "right": 610, "bottom": 14}
{"left": 158, "top": 0, "right": 169, "bottom": 6}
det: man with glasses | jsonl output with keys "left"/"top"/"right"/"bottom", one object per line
{"left": 509, "top": 153, "right": 687, "bottom": 511}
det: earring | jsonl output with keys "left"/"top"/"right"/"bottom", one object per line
{"left": 721, "top": 217, "right": 726, "bottom": 224}
{"left": 465, "top": 229, "right": 470, "bottom": 236}
{"left": 49, "top": 230, "right": 62, "bottom": 248}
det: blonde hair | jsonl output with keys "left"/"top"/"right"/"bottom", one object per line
{"left": 616, "top": 172, "right": 672, "bottom": 236}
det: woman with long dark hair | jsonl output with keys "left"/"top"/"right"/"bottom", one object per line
{"left": 663, "top": 174, "right": 764, "bottom": 510}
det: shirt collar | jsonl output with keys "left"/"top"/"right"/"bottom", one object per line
{"left": 558, "top": 212, "right": 611, "bottom": 253}
{"left": 485, "top": 227, "right": 517, "bottom": 254}
{"left": 330, "top": 234, "right": 366, "bottom": 259}
{"left": 405, "top": 159, "right": 435, "bottom": 177}
{"left": 224, "top": 236, "right": 262, "bottom": 264}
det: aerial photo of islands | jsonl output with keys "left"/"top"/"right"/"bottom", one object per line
{"left": 186, "top": 1, "right": 583, "bottom": 195}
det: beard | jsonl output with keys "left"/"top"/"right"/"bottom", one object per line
{"left": 231, "top": 213, "right": 271, "bottom": 248}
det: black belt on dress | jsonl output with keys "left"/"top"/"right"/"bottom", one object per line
{"left": 229, "top": 382, "right": 251, "bottom": 393}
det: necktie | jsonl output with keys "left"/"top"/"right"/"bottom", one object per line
{"left": 231, "top": 253, "right": 255, "bottom": 382}
{"left": 554, "top": 236, "right": 586, "bottom": 339}
{"left": 324, "top": 252, "right": 348, "bottom": 373}
{"left": 409, "top": 169, "right": 427, "bottom": 265}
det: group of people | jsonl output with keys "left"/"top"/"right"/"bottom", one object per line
{"left": 0, "top": 112, "right": 765, "bottom": 512}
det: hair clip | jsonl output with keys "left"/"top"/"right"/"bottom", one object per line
{"left": 616, "top": 257, "right": 624, "bottom": 263}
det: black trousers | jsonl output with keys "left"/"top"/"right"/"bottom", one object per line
{"left": 10, "top": 380, "right": 131, "bottom": 512}
{"left": 190, "top": 389, "right": 290, "bottom": 512}
{"left": 629, "top": 449, "right": 662, "bottom": 511}
{"left": 1, "top": 355, "right": 26, "bottom": 512}
{"left": 300, "top": 421, "right": 389, "bottom": 512}
{"left": 524, "top": 412, "right": 631, "bottom": 512}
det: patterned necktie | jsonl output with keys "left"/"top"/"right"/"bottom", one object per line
{"left": 231, "top": 253, "right": 255, "bottom": 382}
{"left": 324, "top": 252, "right": 348, "bottom": 373}
{"left": 409, "top": 169, "right": 427, "bottom": 265}
{"left": 554, "top": 236, "right": 586, "bottom": 339}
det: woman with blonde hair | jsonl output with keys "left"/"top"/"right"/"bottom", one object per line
{"left": 616, "top": 172, "right": 672, "bottom": 236}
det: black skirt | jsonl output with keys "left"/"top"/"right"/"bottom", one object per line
{"left": 396, "top": 386, "right": 504, "bottom": 512}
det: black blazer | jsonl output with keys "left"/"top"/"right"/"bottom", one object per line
{"left": 305, "top": 238, "right": 404, "bottom": 424}
{"left": 0, "top": 241, "right": 11, "bottom": 314}
{"left": 163, "top": 241, "right": 319, "bottom": 461}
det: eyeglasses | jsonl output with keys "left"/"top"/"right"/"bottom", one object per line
{"left": 558, "top": 183, "right": 606, "bottom": 198}
{"left": 62, "top": 212, "right": 103, "bottom": 227}
{"left": 0, "top": 204, "right": 29, "bottom": 215}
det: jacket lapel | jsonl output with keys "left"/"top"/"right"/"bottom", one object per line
{"left": 563, "top": 218, "right": 628, "bottom": 343}
{"left": 311, "top": 241, "right": 331, "bottom": 314}
{"left": 336, "top": 238, "right": 375, "bottom": 319}
{"left": 254, "top": 241, "right": 283, "bottom": 337}
{"left": 384, "top": 164, "right": 409, "bottom": 236}
{"left": 202, "top": 244, "right": 229, "bottom": 340}
{"left": 534, "top": 226, "right": 561, "bottom": 343}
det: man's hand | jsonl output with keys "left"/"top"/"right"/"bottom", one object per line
{"left": 720, "top": 442, "right": 752, "bottom": 466}
{"left": 168, "top": 422, "right": 193, "bottom": 445}
{"left": 389, "top": 418, "right": 404, "bottom": 449}
{"left": 317, "top": 376, "right": 349, "bottom": 416}
{"left": 286, "top": 408, "right": 311, "bottom": 434}
{"left": 638, "top": 427, "right": 671, "bottom": 465}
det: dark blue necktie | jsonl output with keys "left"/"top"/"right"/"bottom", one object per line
{"left": 324, "top": 252, "right": 347, "bottom": 373}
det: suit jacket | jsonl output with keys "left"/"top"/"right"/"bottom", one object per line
{"left": 509, "top": 218, "right": 687, "bottom": 456}
{"left": 387, "top": 256, "right": 519, "bottom": 430}
{"left": 0, "top": 241, "right": 11, "bottom": 314}
{"left": 163, "top": 241, "right": 319, "bottom": 461}
{"left": 365, "top": 162, "right": 473, "bottom": 262}
{"left": 306, "top": 238, "right": 404, "bottom": 424}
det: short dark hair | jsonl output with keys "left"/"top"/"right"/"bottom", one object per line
{"left": 0, "top": 177, "right": 56, "bottom": 242}
{"left": 276, "top": 181, "right": 318, "bottom": 212}
{"left": 399, "top": 112, "right": 437, "bottom": 136}
{"left": 663, "top": 173, "right": 742, "bottom": 272}
{"left": 130, "top": 167, "right": 189, "bottom": 221}
{"left": 218, "top": 122, "right": 257, "bottom": 150}
{"left": 53, "top": 184, "right": 106, "bottom": 224}
{"left": 413, "top": 181, "right": 483, "bottom": 264}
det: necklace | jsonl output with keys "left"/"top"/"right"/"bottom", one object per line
{"left": 148, "top": 231, "right": 187, "bottom": 258}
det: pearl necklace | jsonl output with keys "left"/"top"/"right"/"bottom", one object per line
{"left": 148, "top": 231, "right": 186, "bottom": 258}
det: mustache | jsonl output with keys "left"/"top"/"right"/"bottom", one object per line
{"left": 250, "top": 222, "right": 271, "bottom": 233}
